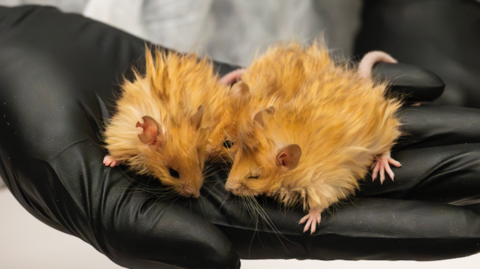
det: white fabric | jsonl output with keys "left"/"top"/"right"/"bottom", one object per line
{"left": 83, "top": 0, "right": 149, "bottom": 40}
{"left": 0, "top": 0, "right": 361, "bottom": 66}
{"left": 0, "top": 0, "right": 86, "bottom": 12}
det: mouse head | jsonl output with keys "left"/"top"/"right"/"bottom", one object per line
{"left": 137, "top": 105, "right": 209, "bottom": 198}
{"left": 225, "top": 107, "right": 302, "bottom": 197}
{"left": 206, "top": 81, "right": 253, "bottom": 164}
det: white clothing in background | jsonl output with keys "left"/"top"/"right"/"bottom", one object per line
{"left": 0, "top": 0, "right": 361, "bottom": 66}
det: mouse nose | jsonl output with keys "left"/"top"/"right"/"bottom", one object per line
{"left": 180, "top": 185, "right": 200, "bottom": 198}
{"left": 225, "top": 181, "right": 234, "bottom": 192}
{"left": 191, "top": 190, "right": 200, "bottom": 198}
{"left": 225, "top": 181, "right": 240, "bottom": 195}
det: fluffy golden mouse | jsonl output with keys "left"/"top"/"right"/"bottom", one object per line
{"left": 224, "top": 43, "right": 402, "bottom": 233}
{"left": 103, "top": 48, "right": 227, "bottom": 198}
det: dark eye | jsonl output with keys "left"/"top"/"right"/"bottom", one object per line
{"left": 248, "top": 175, "right": 260, "bottom": 179}
{"left": 223, "top": 140, "right": 234, "bottom": 149}
{"left": 169, "top": 168, "right": 180, "bottom": 179}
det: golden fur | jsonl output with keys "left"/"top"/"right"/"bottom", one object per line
{"left": 224, "top": 42, "right": 402, "bottom": 213}
{"left": 103, "top": 48, "right": 227, "bottom": 197}
{"left": 207, "top": 42, "right": 313, "bottom": 163}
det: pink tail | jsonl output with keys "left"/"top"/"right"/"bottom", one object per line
{"left": 358, "top": 51, "right": 397, "bottom": 79}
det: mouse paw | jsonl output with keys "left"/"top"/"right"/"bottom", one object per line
{"left": 371, "top": 151, "right": 401, "bottom": 184}
{"left": 299, "top": 207, "right": 322, "bottom": 234}
{"left": 103, "top": 155, "right": 120, "bottom": 167}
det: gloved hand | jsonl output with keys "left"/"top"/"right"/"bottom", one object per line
{"left": 355, "top": 0, "right": 480, "bottom": 108}
{"left": 1, "top": 5, "right": 479, "bottom": 269}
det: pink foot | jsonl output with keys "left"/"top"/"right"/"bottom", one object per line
{"left": 299, "top": 207, "right": 322, "bottom": 234}
{"left": 371, "top": 151, "right": 401, "bottom": 184}
{"left": 103, "top": 155, "right": 120, "bottom": 167}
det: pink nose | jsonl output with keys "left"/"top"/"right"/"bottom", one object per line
{"left": 225, "top": 181, "right": 242, "bottom": 195}
{"left": 183, "top": 191, "right": 200, "bottom": 198}
{"left": 180, "top": 185, "right": 200, "bottom": 198}
{"left": 225, "top": 181, "right": 234, "bottom": 192}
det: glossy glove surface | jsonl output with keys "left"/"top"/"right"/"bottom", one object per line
{"left": 355, "top": 0, "right": 480, "bottom": 107}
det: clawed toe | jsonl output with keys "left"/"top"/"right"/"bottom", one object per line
{"left": 103, "top": 155, "right": 119, "bottom": 167}
{"left": 371, "top": 152, "right": 401, "bottom": 184}
{"left": 299, "top": 207, "right": 322, "bottom": 234}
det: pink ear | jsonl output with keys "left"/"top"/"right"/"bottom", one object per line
{"left": 276, "top": 144, "right": 302, "bottom": 169}
{"left": 253, "top": 106, "right": 275, "bottom": 127}
{"left": 266, "top": 106, "right": 275, "bottom": 114}
{"left": 136, "top": 116, "right": 164, "bottom": 147}
{"left": 229, "top": 81, "right": 250, "bottom": 98}
{"left": 190, "top": 105, "right": 204, "bottom": 130}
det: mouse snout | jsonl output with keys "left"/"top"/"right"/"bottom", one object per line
{"left": 225, "top": 180, "right": 244, "bottom": 196}
{"left": 179, "top": 184, "right": 200, "bottom": 198}
{"left": 225, "top": 181, "right": 235, "bottom": 192}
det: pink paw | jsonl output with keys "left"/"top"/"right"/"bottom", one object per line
{"left": 299, "top": 207, "right": 322, "bottom": 234}
{"left": 371, "top": 151, "right": 401, "bottom": 184}
{"left": 103, "top": 155, "right": 120, "bottom": 167}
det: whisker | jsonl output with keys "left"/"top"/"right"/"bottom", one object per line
{"left": 246, "top": 196, "right": 294, "bottom": 253}
{"left": 197, "top": 196, "right": 210, "bottom": 222}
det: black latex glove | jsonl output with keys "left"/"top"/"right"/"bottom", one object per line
{"left": 1, "top": 5, "right": 480, "bottom": 269}
{"left": 355, "top": 0, "right": 480, "bottom": 107}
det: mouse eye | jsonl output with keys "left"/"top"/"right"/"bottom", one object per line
{"left": 223, "top": 140, "right": 234, "bottom": 149}
{"left": 248, "top": 168, "right": 262, "bottom": 179}
{"left": 169, "top": 168, "right": 180, "bottom": 179}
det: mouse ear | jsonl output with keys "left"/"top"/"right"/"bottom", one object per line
{"left": 198, "top": 126, "right": 210, "bottom": 142}
{"left": 253, "top": 106, "right": 275, "bottom": 127}
{"left": 229, "top": 81, "right": 250, "bottom": 98}
{"left": 266, "top": 105, "right": 275, "bottom": 114}
{"left": 276, "top": 144, "right": 302, "bottom": 169}
{"left": 190, "top": 105, "right": 204, "bottom": 130}
{"left": 136, "top": 116, "right": 164, "bottom": 147}
{"left": 196, "top": 127, "right": 211, "bottom": 158}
